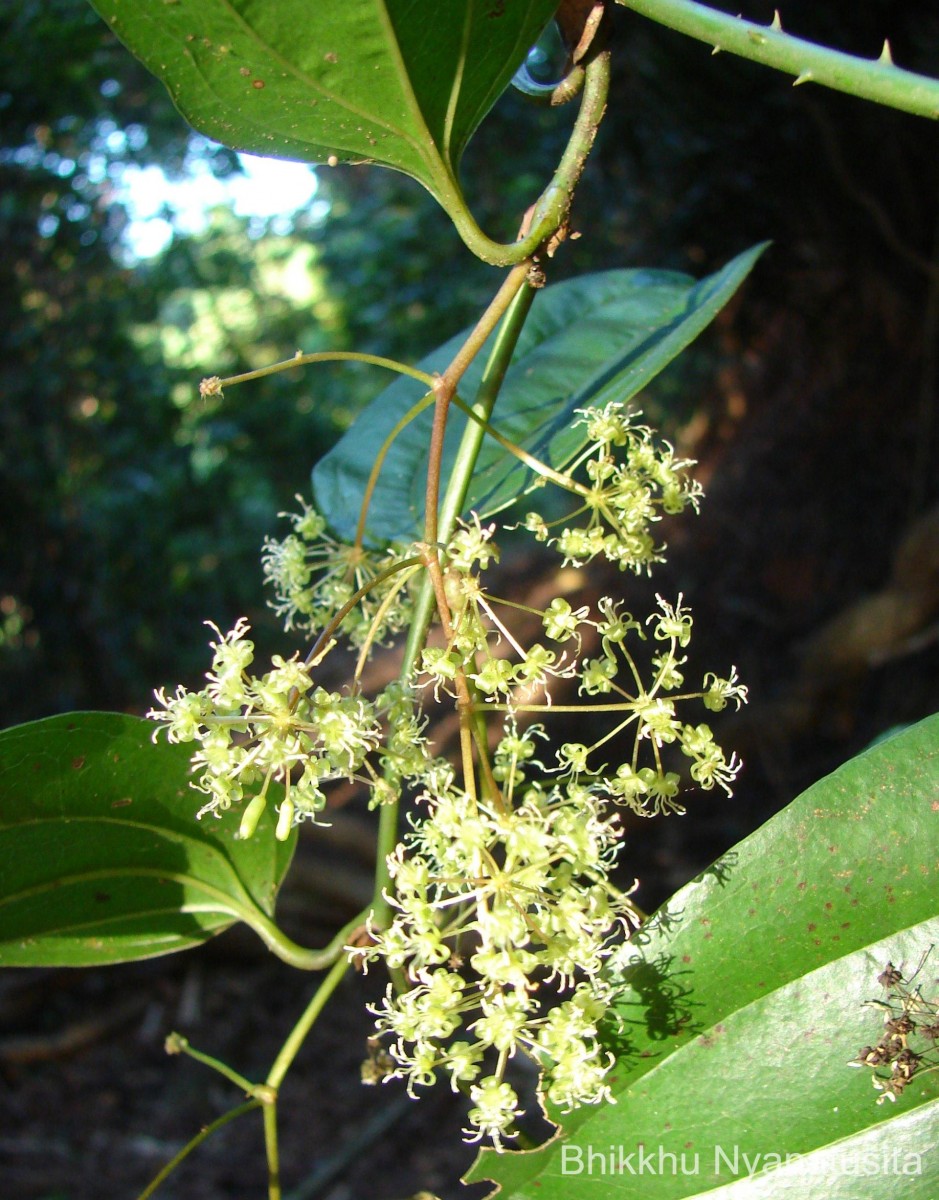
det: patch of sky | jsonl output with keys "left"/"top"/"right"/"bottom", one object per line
{"left": 117, "top": 134, "right": 327, "bottom": 260}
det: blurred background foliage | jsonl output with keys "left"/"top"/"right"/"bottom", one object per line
{"left": 2, "top": 0, "right": 938, "bottom": 800}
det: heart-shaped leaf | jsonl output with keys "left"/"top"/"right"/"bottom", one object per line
{"left": 89, "top": 0, "right": 558, "bottom": 226}
{"left": 468, "top": 714, "right": 939, "bottom": 1198}
{"left": 0, "top": 713, "right": 296, "bottom": 967}
{"left": 313, "top": 243, "right": 767, "bottom": 544}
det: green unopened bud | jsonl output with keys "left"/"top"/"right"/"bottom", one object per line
{"left": 238, "top": 792, "right": 267, "bottom": 840}
{"left": 275, "top": 797, "right": 295, "bottom": 841}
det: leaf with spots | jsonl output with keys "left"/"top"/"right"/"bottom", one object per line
{"left": 468, "top": 714, "right": 939, "bottom": 1198}
{"left": 0, "top": 713, "right": 295, "bottom": 967}
{"left": 87, "top": 0, "right": 558, "bottom": 236}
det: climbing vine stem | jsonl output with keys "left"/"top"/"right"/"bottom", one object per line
{"left": 618, "top": 0, "right": 939, "bottom": 119}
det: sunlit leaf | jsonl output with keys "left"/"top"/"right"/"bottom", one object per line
{"left": 468, "top": 715, "right": 939, "bottom": 1198}
{"left": 0, "top": 713, "right": 295, "bottom": 966}
{"left": 88, "top": 0, "right": 558, "bottom": 221}
{"left": 314, "top": 243, "right": 767, "bottom": 543}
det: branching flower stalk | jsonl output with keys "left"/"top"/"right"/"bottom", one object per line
{"left": 151, "top": 362, "right": 746, "bottom": 1150}
{"left": 141, "top": 14, "right": 750, "bottom": 1178}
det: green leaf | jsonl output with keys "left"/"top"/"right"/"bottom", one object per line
{"left": 313, "top": 243, "right": 767, "bottom": 544}
{"left": 468, "top": 713, "right": 939, "bottom": 1199}
{"left": 0, "top": 713, "right": 296, "bottom": 967}
{"left": 87, "top": 0, "right": 557, "bottom": 223}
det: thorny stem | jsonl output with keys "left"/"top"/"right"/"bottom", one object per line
{"left": 618, "top": 0, "right": 939, "bottom": 120}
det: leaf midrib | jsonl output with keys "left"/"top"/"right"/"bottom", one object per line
{"left": 0, "top": 813, "right": 268, "bottom": 907}
{"left": 0, "top": 864, "right": 262, "bottom": 931}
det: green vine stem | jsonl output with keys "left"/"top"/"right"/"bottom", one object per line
{"left": 411, "top": 265, "right": 534, "bottom": 683}
{"left": 266, "top": 957, "right": 351, "bottom": 1091}
{"left": 135, "top": 1100, "right": 262, "bottom": 1200}
{"left": 423, "top": 262, "right": 532, "bottom": 549}
{"left": 209, "top": 351, "right": 434, "bottom": 393}
{"left": 618, "top": 0, "right": 939, "bottom": 119}
{"left": 165, "top": 1032, "right": 256, "bottom": 1094}
{"left": 259, "top": 956, "right": 352, "bottom": 1198}
{"left": 440, "top": 45, "right": 611, "bottom": 264}
{"left": 366, "top": 275, "right": 541, "bottom": 927}
{"left": 435, "top": 283, "right": 538, "bottom": 541}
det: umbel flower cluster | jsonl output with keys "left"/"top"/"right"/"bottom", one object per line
{"left": 261, "top": 497, "right": 418, "bottom": 648}
{"left": 354, "top": 725, "right": 640, "bottom": 1146}
{"left": 520, "top": 402, "right": 703, "bottom": 572}
{"left": 149, "top": 399, "right": 746, "bottom": 1145}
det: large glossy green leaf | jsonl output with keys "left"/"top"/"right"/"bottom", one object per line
{"left": 469, "top": 714, "right": 939, "bottom": 1198}
{"left": 313, "top": 243, "right": 767, "bottom": 544}
{"left": 87, "top": 0, "right": 557, "bottom": 218}
{"left": 0, "top": 713, "right": 296, "bottom": 967}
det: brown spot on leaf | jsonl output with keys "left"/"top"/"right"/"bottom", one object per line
{"left": 252, "top": 79, "right": 265, "bottom": 89}
{"left": 71, "top": 756, "right": 85, "bottom": 770}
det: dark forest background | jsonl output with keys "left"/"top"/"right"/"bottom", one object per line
{"left": 2, "top": 1, "right": 939, "bottom": 1197}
